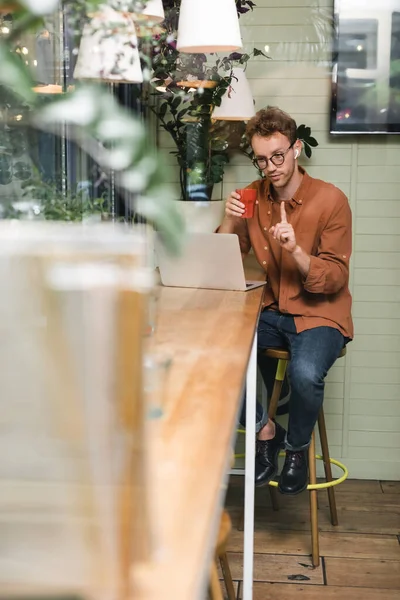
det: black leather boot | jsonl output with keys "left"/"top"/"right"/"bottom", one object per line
{"left": 278, "top": 449, "right": 309, "bottom": 495}
{"left": 255, "top": 420, "right": 286, "bottom": 487}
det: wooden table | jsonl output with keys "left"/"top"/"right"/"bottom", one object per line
{"left": 136, "top": 262, "right": 265, "bottom": 599}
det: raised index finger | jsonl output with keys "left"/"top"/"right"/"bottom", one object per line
{"left": 280, "top": 201, "right": 288, "bottom": 223}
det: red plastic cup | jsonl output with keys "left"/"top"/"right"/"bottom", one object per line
{"left": 236, "top": 188, "right": 257, "bottom": 218}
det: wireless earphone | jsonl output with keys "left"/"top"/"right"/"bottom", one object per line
{"left": 294, "top": 150, "right": 299, "bottom": 159}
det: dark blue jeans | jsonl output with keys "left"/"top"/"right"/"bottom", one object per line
{"left": 240, "top": 310, "right": 346, "bottom": 451}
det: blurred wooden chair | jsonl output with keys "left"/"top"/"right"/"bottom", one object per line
{"left": 209, "top": 510, "right": 236, "bottom": 600}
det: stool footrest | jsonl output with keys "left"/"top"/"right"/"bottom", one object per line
{"left": 267, "top": 452, "right": 348, "bottom": 490}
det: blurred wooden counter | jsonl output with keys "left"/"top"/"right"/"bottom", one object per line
{"left": 135, "top": 258, "right": 265, "bottom": 599}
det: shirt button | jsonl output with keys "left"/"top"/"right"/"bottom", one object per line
{"left": 264, "top": 246, "right": 268, "bottom": 250}
{"left": 299, "top": 200, "right": 302, "bottom": 204}
{"left": 255, "top": 201, "right": 259, "bottom": 204}
{"left": 267, "top": 211, "right": 271, "bottom": 215}
{"left": 263, "top": 227, "right": 267, "bottom": 231}
{"left": 262, "top": 261, "right": 266, "bottom": 265}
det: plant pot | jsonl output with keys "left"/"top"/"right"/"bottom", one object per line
{"left": 173, "top": 199, "right": 225, "bottom": 234}
{"left": 0, "top": 3, "right": 19, "bottom": 13}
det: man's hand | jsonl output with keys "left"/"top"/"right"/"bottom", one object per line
{"left": 269, "top": 202, "right": 311, "bottom": 276}
{"left": 269, "top": 201, "right": 297, "bottom": 253}
{"left": 225, "top": 190, "right": 245, "bottom": 218}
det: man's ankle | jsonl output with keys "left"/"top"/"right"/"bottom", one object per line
{"left": 258, "top": 419, "right": 276, "bottom": 441}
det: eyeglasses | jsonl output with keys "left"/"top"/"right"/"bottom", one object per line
{"left": 252, "top": 142, "right": 294, "bottom": 170}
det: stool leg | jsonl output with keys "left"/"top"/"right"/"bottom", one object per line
{"left": 209, "top": 560, "right": 224, "bottom": 600}
{"left": 269, "top": 486, "right": 280, "bottom": 511}
{"left": 318, "top": 409, "right": 338, "bottom": 526}
{"left": 268, "top": 359, "right": 287, "bottom": 419}
{"left": 237, "top": 360, "right": 288, "bottom": 530}
{"left": 237, "top": 507, "right": 244, "bottom": 531}
{"left": 308, "top": 431, "right": 319, "bottom": 567}
{"left": 266, "top": 360, "right": 287, "bottom": 513}
{"left": 265, "top": 359, "right": 287, "bottom": 514}
{"left": 219, "top": 553, "right": 236, "bottom": 600}
{"left": 237, "top": 483, "right": 279, "bottom": 532}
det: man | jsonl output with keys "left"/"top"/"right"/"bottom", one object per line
{"left": 218, "top": 107, "right": 353, "bottom": 495}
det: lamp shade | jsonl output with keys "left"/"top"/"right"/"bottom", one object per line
{"left": 32, "top": 84, "right": 63, "bottom": 94}
{"left": 177, "top": 0, "right": 242, "bottom": 53}
{"left": 212, "top": 67, "right": 255, "bottom": 121}
{"left": 73, "top": 6, "right": 143, "bottom": 83}
{"left": 140, "top": 0, "right": 164, "bottom": 22}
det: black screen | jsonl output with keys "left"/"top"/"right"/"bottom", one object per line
{"left": 330, "top": 1, "right": 400, "bottom": 134}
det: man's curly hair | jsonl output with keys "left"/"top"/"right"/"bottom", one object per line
{"left": 245, "top": 106, "right": 297, "bottom": 145}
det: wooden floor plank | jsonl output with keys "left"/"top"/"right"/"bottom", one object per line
{"left": 228, "top": 506, "right": 400, "bottom": 536}
{"left": 314, "top": 491, "right": 400, "bottom": 510}
{"left": 280, "top": 492, "right": 400, "bottom": 514}
{"left": 228, "top": 505, "right": 400, "bottom": 535}
{"left": 381, "top": 481, "right": 400, "bottom": 494}
{"left": 227, "top": 527, "right": 400, "bottom": 561}
{"left": 227, "top": 476, "right": 383, "bottom": 497}
{"left": 225, "top": 479, "right": 400, "bottom": 600}
{"left": 326, "top": 479, "right": 383, "bottom": 494}
{"left": 234, "top": 490, "right": 400, "bottom": 513}
{"left": 227, "top": 484, "right": 392, "bottom": 512}
{"left": 238, "top": 582, "right": 400, "bottom": 599}
{"left": 325, "top": 557, "right": 400, "bottom": 589}
{"left": 225, "top": 552, "right": 324, "bottom": 585}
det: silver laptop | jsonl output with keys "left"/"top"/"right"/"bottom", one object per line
{"left": 156, "top": 232, "right": 266, "bottom": 291}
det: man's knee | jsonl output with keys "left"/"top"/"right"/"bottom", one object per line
{"left": 288, "top": 359, "right": 323, "bottom": 397}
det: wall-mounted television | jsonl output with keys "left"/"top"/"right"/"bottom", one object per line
{"left": 330, "top": 0, "right": 400, "bottom": 134}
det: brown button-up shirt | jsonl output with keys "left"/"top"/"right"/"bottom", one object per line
{"left": 231, "top": 168, "right": 353, "bottom": 339}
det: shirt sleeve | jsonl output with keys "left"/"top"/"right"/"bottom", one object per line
{"left": 304, "top": 191, "right": 352, "bottom": 295}
{"left": 215, "top": 180, "right": 261, "bottom": 254}
{"left": 235, "top": 218, "right": 252, "bottom": 255}
{"left": 215, "top": 217, "right": 251, "bottom": 254}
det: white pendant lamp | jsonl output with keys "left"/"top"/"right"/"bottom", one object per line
{"left": 139, "top": 0, "right": 164, "bottom": 22}
{"left": 74, "top": 5, "right": 143, "bottom": 83}
{"left": 212, "top": 67, "right": 255, "bottom": 121}
{"left": 32, "top": 84, "right": 63, "bottom": 94}
{"left": 177, "top": 0, "right": 242, "bottom": 53}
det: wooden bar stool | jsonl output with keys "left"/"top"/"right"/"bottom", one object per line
{"left": 264, "top": 346, "right": 348, "bottom": 567}
{"left": 209, "top": 510, "right": 236, "bottom": 600}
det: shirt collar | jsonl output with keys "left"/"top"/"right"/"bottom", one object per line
{"left": 265, "top": 166, "right": 311, "bottom": 208}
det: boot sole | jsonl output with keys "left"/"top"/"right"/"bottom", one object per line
{"left": 255, "top": 470, "right": 278, "bottom": 488}
{"left": 278, "top": 479, "right": 309, "bottom": 495}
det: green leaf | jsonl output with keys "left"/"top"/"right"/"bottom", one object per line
{"left": 171, "top": 96, "right": 181, "bottom": 110}
{"left": 33, "top": 85, "right": 185, "bottom": 252}
{"left": 296, "top": 124, "right": 306, "bottom": 138}
{"left": 159, "top": 102, "right": 168, "bottom": 119}
{"left": 211, "top": 154, "right": 229, "bottom": 165}
{"left": 306, "top": 136, "right": 318, "bottom": 147}
{"left": 0, "top": 155, "right": 12, "bottom": 185}
{"left": 136, "top": 188, "right": 185, "bottom": 255}
{"left": 303, "top": 142, "right": 312, "bottom": 158}
{"left": 13, "top": 160, "right": 31, "bottom": 180}
{"left": 0, "top": 43, "right": 36, "bottom": 105}
{"left": 253, "top": 47, "right": 270, "bottom": 59}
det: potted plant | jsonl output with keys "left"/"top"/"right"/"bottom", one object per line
{"left": 148, "top": 1, "right": 266, "bottom": 202}
{"left": 0, "top": 0, "right": 184, "bottom": 252}
{"left": 146, "top": 0, "right": 318, "bottom": 231}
